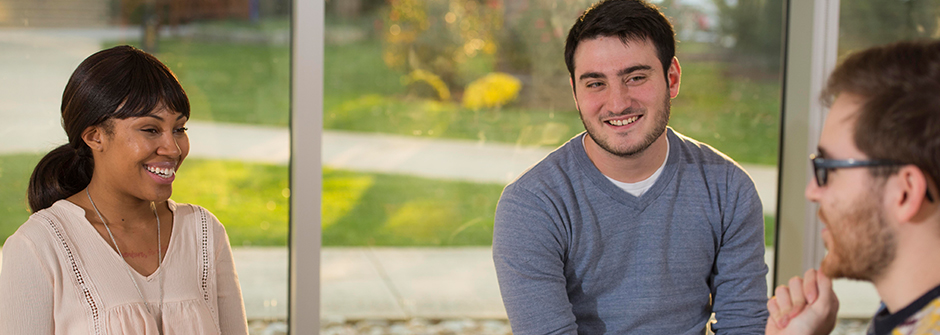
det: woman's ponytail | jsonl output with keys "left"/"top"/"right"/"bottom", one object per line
{"left": 27, "top": 143, "right": 94, "bottom": 212}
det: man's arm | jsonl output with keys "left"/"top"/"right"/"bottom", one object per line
{"left": 492, "top": 185, "right": 577, "bottom": 335}
{"left": 711, "top": 167, "right": 771, "bottom": 334}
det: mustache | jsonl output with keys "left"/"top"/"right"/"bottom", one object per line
{"left": 603, "top": 106, "right": 645, "bottom": 118}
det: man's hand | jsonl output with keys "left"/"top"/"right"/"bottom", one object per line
{"left": 765, "top": 269, "right": 839, "bottom": 335}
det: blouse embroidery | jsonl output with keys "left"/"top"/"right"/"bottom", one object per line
{"left": 38, "top": 212, "right": 102, "bottom": 335}
{"left": 197, "top": 207, "right": 214, "bottom": 313}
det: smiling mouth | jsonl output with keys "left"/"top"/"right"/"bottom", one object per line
{"left": 145, "top": 165, "right": 176, "bottom": 179}
{"left": 606, "top": 115, "right": 640, "bottom": 126}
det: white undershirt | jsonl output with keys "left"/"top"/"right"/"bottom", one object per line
{"left": 584, "top": 134, "right": 670, "bottom": 197}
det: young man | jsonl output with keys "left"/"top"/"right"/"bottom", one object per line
{"left": 766, "top": 40, "right": 940, "bottom": 335}
{"left": 492, "top": 0, "right": 769, "bottom": 333}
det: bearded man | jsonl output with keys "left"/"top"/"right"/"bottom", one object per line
{"left": 491, "top": 0, "right": 769, "bottom": 333}
{"left": 765, "top": 40, "right": 940, "bottom": 335}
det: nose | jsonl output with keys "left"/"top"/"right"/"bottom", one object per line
{"left": 158, "top": 133, "right": 182, "bottom": 158}
{"left": 805, "top": 178, "right": 822, "bottom": 202}
{"left": 608, "top": 83, "right": 631, "bottom": 113}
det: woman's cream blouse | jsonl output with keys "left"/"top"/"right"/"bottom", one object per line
{"left": 0, "top": 200, "right": 248, "bottom": 334}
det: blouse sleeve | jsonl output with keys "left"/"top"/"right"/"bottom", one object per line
{"left": 212, "top": 218, "right": 249, "bottom": 335}
{"left": 0, "top": 233, "right": 55, "bottom": 335}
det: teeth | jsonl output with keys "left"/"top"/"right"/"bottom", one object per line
{"left": 146, "top": 165, "right": 176, "bottom": 178}
{"left": 608, "top": 116, "right": 639, "bottom": 126}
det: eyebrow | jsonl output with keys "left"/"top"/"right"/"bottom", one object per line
{"left": 578, "top": 65, "right": 654, "bottom": 81}
{"left": 578, "top": 72, "right": 605, "bottom": 81}
{"left": 816, "top": 147, "right": 829, "bottom": 158}
{"left": 144, "top": 113, "right": 187, "bottom": 121}
{"left": 617, "top": 65, "right": 652, "bottom": 77}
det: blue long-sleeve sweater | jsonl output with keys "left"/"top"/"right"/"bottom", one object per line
{"left": 493, "top": 128, "right": 768, "bottom": 334}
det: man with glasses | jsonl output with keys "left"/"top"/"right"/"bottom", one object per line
{"left": 492, "top": 0, "right": 769, "bottom": 333}
{"left": 766, "top": 40, "right": 940, "bottom": 335}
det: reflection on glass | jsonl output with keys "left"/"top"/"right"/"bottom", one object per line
{"left": 0, "top": 2, "right": 290, "bottom": 334}
{"left": 839, "top": 0, "right": 940, "bottom": 55}
{"left": 322, "top": 0, "right": 781, "bottom": 332}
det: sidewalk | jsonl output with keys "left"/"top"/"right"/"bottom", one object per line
{"left": 0, "top": 243, "right": 880, "bottom": 323}
{"left": 229, "top": 245, "right": 880, "bottom": 322}
{"left": 188, "top": 124, "right": 779, "bottom": 216}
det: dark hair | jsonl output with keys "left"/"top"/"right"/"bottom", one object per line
{"left": 822, "top": 40, "right": 940, "bottom": 186}
{"left": 28, "top": 45, "right": 190, "bottom": 212}
{"left": 564, "top": 0, "right": 676, "bottom": 83}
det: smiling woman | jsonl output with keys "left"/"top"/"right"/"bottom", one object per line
{"left": 0, "top": 46, "right": 249, "bottom": 335}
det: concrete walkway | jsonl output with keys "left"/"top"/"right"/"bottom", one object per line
{"left": 189, "top": 124, "right": 779, "bottom": 215}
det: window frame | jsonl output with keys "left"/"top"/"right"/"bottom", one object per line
{"left": 774, "top": 0, "right": 840, "bottom": 287}
{"left": 289, "top": 0, "right": 323, "bottom": 331}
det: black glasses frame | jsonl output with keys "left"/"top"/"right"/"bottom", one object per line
{"left": 809, "top": 154, "right": 934, "bottom": 202}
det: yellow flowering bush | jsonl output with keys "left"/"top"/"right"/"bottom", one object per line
{"left": 403, "top": 69, "right": 451, "bottom": 101}
{"left": 462, "top": 72, "right": 522, "bottom": 109}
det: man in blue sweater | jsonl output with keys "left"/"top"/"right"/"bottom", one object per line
{"left": 765, "top": 41, "right": 940, "bottom": 335}
{"left": 492, "top": 0, "right": 769, "bottom": 333}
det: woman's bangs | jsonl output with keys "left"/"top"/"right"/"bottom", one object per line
{"left": 112, "top": 53, "right": 190, "bottom": 119}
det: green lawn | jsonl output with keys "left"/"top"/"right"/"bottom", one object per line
{"left": 103, "top": 39, "right": 291, "bottom": 127}
{"left": 0, "top": 154, "right": 39, "bottom": 242}
{"left": 171, "top": 159, "right": 290, "bottom": 246}
{"left": 0, "top": 155, "right": 501, "bottom": 247}
{"left": 671, "top": 61, "right": 782, "bottom": 165}
{"left": 0, "top": 154, "right": 291, "bottom": 246}
{"left": 1, "top": 154, "right": 776, "bottom": 247}
{"left": 322, "top": 168, "right": 502, "bottom": 246}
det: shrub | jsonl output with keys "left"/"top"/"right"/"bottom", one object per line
{"left": 462, "top": 72, "right": 521, "bottom": 109}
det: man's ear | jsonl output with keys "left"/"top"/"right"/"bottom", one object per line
{"left": 81, "top": 126, "right": 103, "bottom": 152}
{"left": 667, "top": 57, "right": 681, "bottom": 98}
{"left": 887, "top": 165, "right": 932, "bottom": 223}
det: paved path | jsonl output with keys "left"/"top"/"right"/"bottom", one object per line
{"left": 188, "top": 124, "right": 781, "bottom": 216}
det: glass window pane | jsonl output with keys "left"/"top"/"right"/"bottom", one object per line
{"left": 322, "top": 0, "right": 782, "bottom": 332}
{"left": 0, "top": 2, "right": 291, "bottom": 334}
{"left": 839, "top": 0, "right": 940, "bottom": 54}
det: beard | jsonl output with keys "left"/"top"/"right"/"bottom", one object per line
{"left": 819, "top": 187, "right": 897, "bottom": 281}
{"left": 580, "top": 91, "right": 671, "bottom": 157}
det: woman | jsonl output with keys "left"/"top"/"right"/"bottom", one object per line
{"left": 0, "top": 45, "right": 248, "bottom": 334}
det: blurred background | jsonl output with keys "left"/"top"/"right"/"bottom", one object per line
{"left": 0, "top": 0, "right": 938, "bottom": 334}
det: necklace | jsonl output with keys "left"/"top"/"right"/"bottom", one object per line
{"left": 86, "top": 188, "right": 164, "bottom": 330}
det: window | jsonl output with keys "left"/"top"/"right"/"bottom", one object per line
{"left": 0, "top": 2, "right": 291, "bottom": 334}
{"left": 318, "top": 0, "right": 783, "bottom": 332}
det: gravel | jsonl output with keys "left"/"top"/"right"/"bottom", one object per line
{"left": 247, "top": 317, "right": 868, "bottom": 334}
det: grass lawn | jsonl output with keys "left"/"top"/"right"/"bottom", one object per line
{"left": 2, "top": 154, "right": 776, "bottom": 248}
{"left": 103, "top": 39, "right": 291, "bottom": 127}
{"left": 0, "top": 154, "right": 291, "bottom": 246}
{"left": 0, "top": 154, "right": 39, "bottom": 242}
{"left": 322, "top": 168, "right": 502, "bottom": 246}
{"left": 0, "top": 155, "right": 502, "bottom": 247}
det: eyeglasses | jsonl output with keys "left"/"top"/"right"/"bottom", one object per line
{"left": 810, "top": 154, "right": 934, "bottom": 202}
